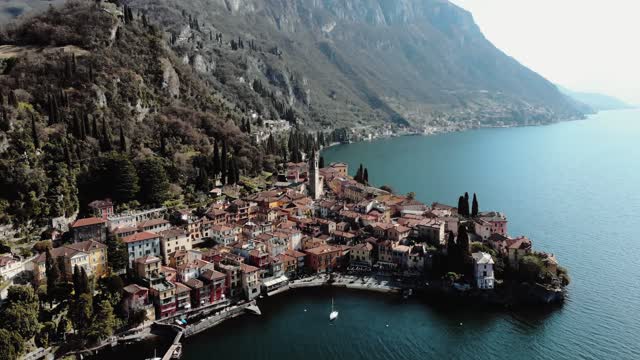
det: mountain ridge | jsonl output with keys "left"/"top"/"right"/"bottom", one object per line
{"left": 123, "top": 0, "right": 584, "bottom": 129}
{"left": 558, "top": 86, "right": 633, "bottom": 112}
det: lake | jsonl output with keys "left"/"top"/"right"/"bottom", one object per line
{"left": 97, "top": 109, "right": 640, "bottom": 360}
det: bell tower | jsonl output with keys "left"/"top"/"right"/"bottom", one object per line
{"left": 309, "top": 149, "right": 322, "bottom": 200}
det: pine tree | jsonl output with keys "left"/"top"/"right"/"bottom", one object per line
{"left": 137, "top": 157, "right": 170, "bottom": 205}
{"left": 106, "top": 236, "right": 128, "bottom": 273}
{"left": 472, "top": 193, "right": 479, "bottom": 217}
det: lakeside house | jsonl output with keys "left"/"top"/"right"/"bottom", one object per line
{"left": 472, "top": 252, "right": 495, "bottom": 290}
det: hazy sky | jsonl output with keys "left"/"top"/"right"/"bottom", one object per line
{"left": 450, "top": 0, "right": 640, "bottom": 104}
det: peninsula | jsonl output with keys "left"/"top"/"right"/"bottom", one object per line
{"left": 0, "top": 151, "right": 569, "bottom": 359}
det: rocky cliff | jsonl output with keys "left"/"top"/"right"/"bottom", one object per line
{"left": 124, "top": 0, "right": 584, "bottom": 129}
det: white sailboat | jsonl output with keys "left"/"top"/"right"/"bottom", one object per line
{"left": 329, "top": 298, "right": 339, "bottom": 321}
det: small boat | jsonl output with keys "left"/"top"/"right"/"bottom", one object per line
{"left": 145, "top": 349, "right": 161, "bottom": 360}
{"left": 402, "top": 288, "right": 413, "bottom": 300}
{"left": 171, "top": 344, "right": 183, "bottom": 359}
{"left": 329, "top": 298, "right": 339, "bottom": 321}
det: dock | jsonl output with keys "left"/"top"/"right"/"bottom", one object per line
{"left": 158, "top": 301, "right": 260, "bottom": 360}
{"left": 161, "top": 330, "right": 183, "bottom": 360}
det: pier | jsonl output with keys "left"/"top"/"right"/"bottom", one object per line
{"left": 158, "top": 301, "right": 260, "bottom": 360}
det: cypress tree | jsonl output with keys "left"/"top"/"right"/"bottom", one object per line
{"left": 71, "top": 53, "right": 77, "bottom": 75}
{"left": 196, "top": 167, "right": 209, "bottom": 192}
{"left": 101, "top": 117, "right": 112, "bottom": 151}
{"left": 119, "top": 125, "right": 126, "bottom": 152}
{"left": 64, "top": 57, "right": 72, "bottom": 80}
{"left": 457, "top": 225, "right": 470, "bottom": 256}
{"left": 355, "top": 164, "right": 364, "bottom": 183}
{"left": 457, "top": 196, "right": 465, "bottom": 216}
{"left": 221, "top": 140, "right": 228, "bottom": 184}
{"left": 8, "top": 90, "right": 17, "bottom": 107}
{"left": 212, "top": 140, "right": 220, "bottom": 177}
{"left": 45, "top": 248, "right": 60, "bottom": 305}
{"left": 363, "top": 168, "right": 369, "bottom": 185}
{"left": 47, "top": 94, "right": 55, "bottom": 125}
{"left": 83, "top": 113, "right": 90, "bottom": 137}
{"left": 319, "top": 156, "right": 325, "bottom": 169}
{"left": 0, "top": 106, "right": 9, "bottom": 131}
{"left": 92, "top": 116, "right": 99, "bottom": 138}
{"left": 72, "top": 113, "right": 81, "bottom": 138}
{"left": 160, "top": 132, "right": 166, "bottom": 156}
{"left": 472, "top": 193, "right": 479, "bottom": 217}
{"left": 31, "top": 115, "right": 40, "bottom": 149}
{"left": 80, "top": 267, "right": 91, "bottom": 295}
{"left": 64, "top": 140, "right": 72, "bottom": 168}
{"left": 72, "top": 265, "right": 81, "bottom": 297}
{"left": 233, "top": 158, "right": 240, "bottom": 184}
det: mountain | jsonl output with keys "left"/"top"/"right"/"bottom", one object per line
{"left": 118, "top": 0, "right": 584, "bottom": 129}
{"left": 558, "top": 86, "right": 632, "bottom": 112}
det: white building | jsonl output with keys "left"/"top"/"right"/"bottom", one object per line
{"left": 159, "top": 228, "right": 192, "bottom": 265}
{"left": 472, "top": 252, "right": 495, "bottom": 290}
{"left": 123, "top": 232, "right": 162, "bottom": 267}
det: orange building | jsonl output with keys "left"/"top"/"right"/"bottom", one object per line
{"left": 305, "top": 245, "right": 342, "bottom": 273}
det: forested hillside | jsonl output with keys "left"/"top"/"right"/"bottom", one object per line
{"left": 0, "top": 1, "right": 312, "bottom": 231}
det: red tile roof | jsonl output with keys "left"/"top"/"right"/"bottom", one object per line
{"left": 122, "top": 231, "right": 159, "bottom": 243}
{"left": 71, "top": 217, "right": 106, "bottom": 228}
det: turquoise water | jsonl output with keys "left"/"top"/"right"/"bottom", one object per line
{"left": 98, "top": 110, "right": 640, "bottom": 360}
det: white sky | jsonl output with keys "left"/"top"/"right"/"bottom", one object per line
{"left": 450, "top": 0, "right": 640, "bottom": 104}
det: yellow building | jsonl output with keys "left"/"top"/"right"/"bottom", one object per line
{"left": 66, "top": 240, "right": 109, "bottom": 279}
{"left": 32, "top": 240, "right": 107, "bottom": 283}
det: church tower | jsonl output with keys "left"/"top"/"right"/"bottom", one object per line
{"left": 309, "top": 149, "right": 322, "bottom": 200}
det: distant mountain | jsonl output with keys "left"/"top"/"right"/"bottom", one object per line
{"left": 115, "top": 0, "right": 585, "bottom": 129}
{"left": 559, "top": 86, "right": 633, "bottom": 112}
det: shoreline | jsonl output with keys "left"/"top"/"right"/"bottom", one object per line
{"left": 85, "top": 273, "right": 564, "bottom": 359}
{"left": 321, "top": 110, "right": 624, "bottom": 152}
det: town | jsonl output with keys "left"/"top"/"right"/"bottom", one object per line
{"left": 0, "top": 152, "right": 569, "bottom": 359}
